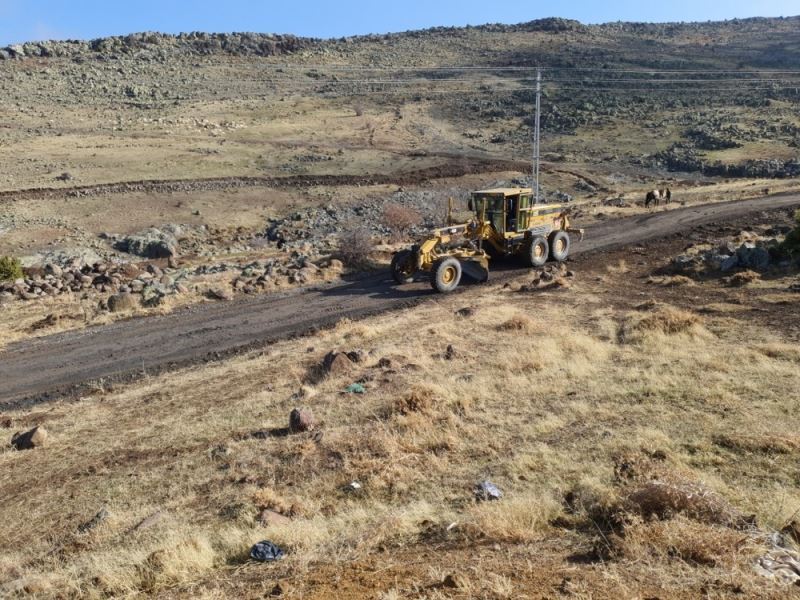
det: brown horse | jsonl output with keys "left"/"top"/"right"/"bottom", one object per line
{"left": 645, "top": 188, "right": 672, "bottom": 208}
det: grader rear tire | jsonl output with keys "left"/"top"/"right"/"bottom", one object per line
{"left": 391, "top": 250, "right": 415, "bottom": 284}
{"left": 525, "top": 236, "right": 549, "bottom": 268}
{"left": 431, "top": 257, "right": 462, "bottom": 293}
{"left": 549, "top": 231, "right": 570, "bottom": 262}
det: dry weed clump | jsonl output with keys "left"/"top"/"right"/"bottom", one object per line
{"left": 381, "top": 203, "right": 422, "bottom": 241}
{"left": 727, "top": 269, "right": 761, "bottom": 287}
{"left": 624, "top": 480, "right": 751, "bottom": 528}
{"left": 606, "top": 259, "right": 631, "bottom": 275}
{"left": 754, "top": 342, "right": 800, "bottom": 363}
{"left": 138, "top": 535, "right": 217, "bottom": 592}
{"left": 611, "top": 515, "right": 756, "bottom": 567}
{"left": 497, "top": 314, "right": 535, "bottom": 332}
{"left": 713, "top": 433, "right": 800, "bottom": 455}
{"left": 647, "top": 274, "right": 695, "bottom": 287}
{"left": 391, "top": 387, "right": 436, "bottom": 415}
{"left": 464, "top": 492, "right": 561, "bottom": 543}
{"left": 335, "top": 227, "right": 374, "bottom": 269}
{"left": 252, "top": 487, "right": 303, "bottom": 517}
{"left": 621, "top": 304, "right": 706, "bottom": 342}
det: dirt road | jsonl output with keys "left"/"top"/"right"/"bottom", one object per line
{"left": 2, "top": 194, "right": 798, "bottom": 407}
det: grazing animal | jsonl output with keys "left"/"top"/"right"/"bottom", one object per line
{"left": 645, "top": 188, "right": 672, "bottom": 208}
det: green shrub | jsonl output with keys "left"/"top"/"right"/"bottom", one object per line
{"left": 784, "top": 228, "right": 800, "bottom": 255}
{"left": 0, "top": 256, "right": 23, "bottom": 282}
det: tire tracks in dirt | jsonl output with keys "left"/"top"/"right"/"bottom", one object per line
{"left": 0, "top": 156, "right": 530, "bottom": 204}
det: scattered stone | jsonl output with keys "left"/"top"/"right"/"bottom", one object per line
{"left": 141, "top": 284, "right": 167, "bottom": 307}
{"left": 289, "top": 408, "right": 315, "bottom": 433}
{"left": 345, "top": 349, "right": 367, "bottom": 363}
{"left": 78, "top": 507, "right": 110, "bottom": 533}
{"left": 107, "top": 292, "right": 138, "bottom": 312}
{"left": 115, "top": 227, "right": 179, "bottom": 259}
{"left": 755, "top": 549, "right": 800, "bottom": 585}
{"left": 444, "top": 345, "right": 457, "bottom": 360}
{"left": 206, "top": 286, "right": 233, "bottom": 301}
{"left": 11, "top": 426, "right": 48, "bottom": 450}
{"left": 475, "top": 480, "right": 503, "bottom": 502}
{"left": 344, "top": 481, "right": 362, "bottom": 493}
{"left": 43, "top": 263, "right": 63, "bottom": 277}
{"left": 455, "top": 307, "right": 474, "bottom": 318}
{"left": 322, "top": 351, "right": 354, "bottom": 375}
{"left": 130, "top": 511, "right": 165, "bottom": 533}
{"left": 442, "top": 573, "right": 468, "bottom": 589}
{"left": 259, "top": 509, "right": 291, "bottom": 527}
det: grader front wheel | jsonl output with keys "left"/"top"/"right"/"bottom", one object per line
{"left": 391, "top": 250, "right": 416, "bottom": 284}
{"left": 431, "top": 257, "right": 462, "bottom": 293}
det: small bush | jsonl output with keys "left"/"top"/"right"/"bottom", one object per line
{"left": 381, "top": 203, "right": 422, "bottom": 241}
{"left": 0, "top": 256, "right": 23, "bottom": 282}
{"left": 335, "top": 227, "right": 374, "bottom": 269}
{"left": 783, "top": 213, "right": 800, "bottom": 255}
{"left": 619, "top": 304, "right": 709, "bottom": 344}
{"left": 727, "top": 270, "right": 760, "bottom": 287}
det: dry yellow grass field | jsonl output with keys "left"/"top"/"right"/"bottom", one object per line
{"left": 2, "top": 251, "right": 799, "bottom": 598}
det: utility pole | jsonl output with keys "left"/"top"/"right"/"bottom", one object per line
{"left": 533, "top": 67, "right": 542, "bottom": 204}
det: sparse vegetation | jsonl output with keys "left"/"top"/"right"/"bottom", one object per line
{"left": 2, "top": 243, "right": 799, "bottom": 597}
{"left": 334, "top": 226, "right": 375, "bottom": 269}
{"left": 381, "top": 203, "right": 422, "bottom": 241}
{"left": 783, "top": 209, "right": 800, "bottom": 255}
{"left": 0, "top": 256, "right": 23, "bottom": 282}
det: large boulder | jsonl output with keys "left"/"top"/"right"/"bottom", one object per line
{"left": 704, "top": 252, "right": 739, "bottom": 272}
{"left": 322, "top": 351, "right": 354, "bottom": 375}
{"left": 289, "top": 408, "right": 315, "bottom": 433}
{"left": 107, "top": 292, "right": 138, "bottom": 312}
{"left": 737, "top": 243, "right": 771, "bottom": 271}
{"left": 115, "top": 228, "right": 179, "bottom": 259}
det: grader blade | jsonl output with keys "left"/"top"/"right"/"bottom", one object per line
{"left": 460, "top": 259, "right": 489, "bottom": 283}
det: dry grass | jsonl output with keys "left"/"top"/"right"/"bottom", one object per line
{"left": 621, "top": 303, "right": 707, "bottom": 343}
{"left": 728, "top": 269, "right": 762, "bottom": 287}
{"left": 1, "top": 279, "right": 799, "bottom": 597}
{"left": 612, "top": 516, "right": 760, "bottom": 568}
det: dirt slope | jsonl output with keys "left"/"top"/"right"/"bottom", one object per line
{"left": 2, "top": 193, "right": 799, "bottom": 407}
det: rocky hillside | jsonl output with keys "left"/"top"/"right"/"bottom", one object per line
{"left": 1, "top": 16, "right": 799, "bottom": 184}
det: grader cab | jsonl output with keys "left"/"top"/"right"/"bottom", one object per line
{"left": 391, "top": 187, "right": 583, "bottom": 293}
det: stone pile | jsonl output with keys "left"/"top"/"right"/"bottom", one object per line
{"left": 0, "top": 260, "right": 190, "bottom": 307}
{"left": 671, "top": 238, "right": 793, "bottom": 275}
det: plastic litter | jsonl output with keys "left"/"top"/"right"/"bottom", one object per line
{"left": 475, "top": 481, "right": 503, "bottom": 501}
{"left": 345, "top": 383, "right": 365, "bottom": 394}
{"left": 344, "top": 481, "right": 363, "bottom": 493}
{"left": 249, "top": 540, "right": 285, "bottom": 562}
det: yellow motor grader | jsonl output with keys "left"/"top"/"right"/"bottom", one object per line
{"left": 391, "top": 187, "right": 583, "bottom": 293}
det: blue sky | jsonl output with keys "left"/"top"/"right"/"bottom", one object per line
{"left": 0, "top": 0, "right": 797, "bottom": 45}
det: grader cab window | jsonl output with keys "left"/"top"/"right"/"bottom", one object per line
{"left": 471, "top": 194, "right": 506, "bottom": 233}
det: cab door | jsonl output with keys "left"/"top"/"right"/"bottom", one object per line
{"left": 517, "top": 194, "right": 531, "bottom": 231}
